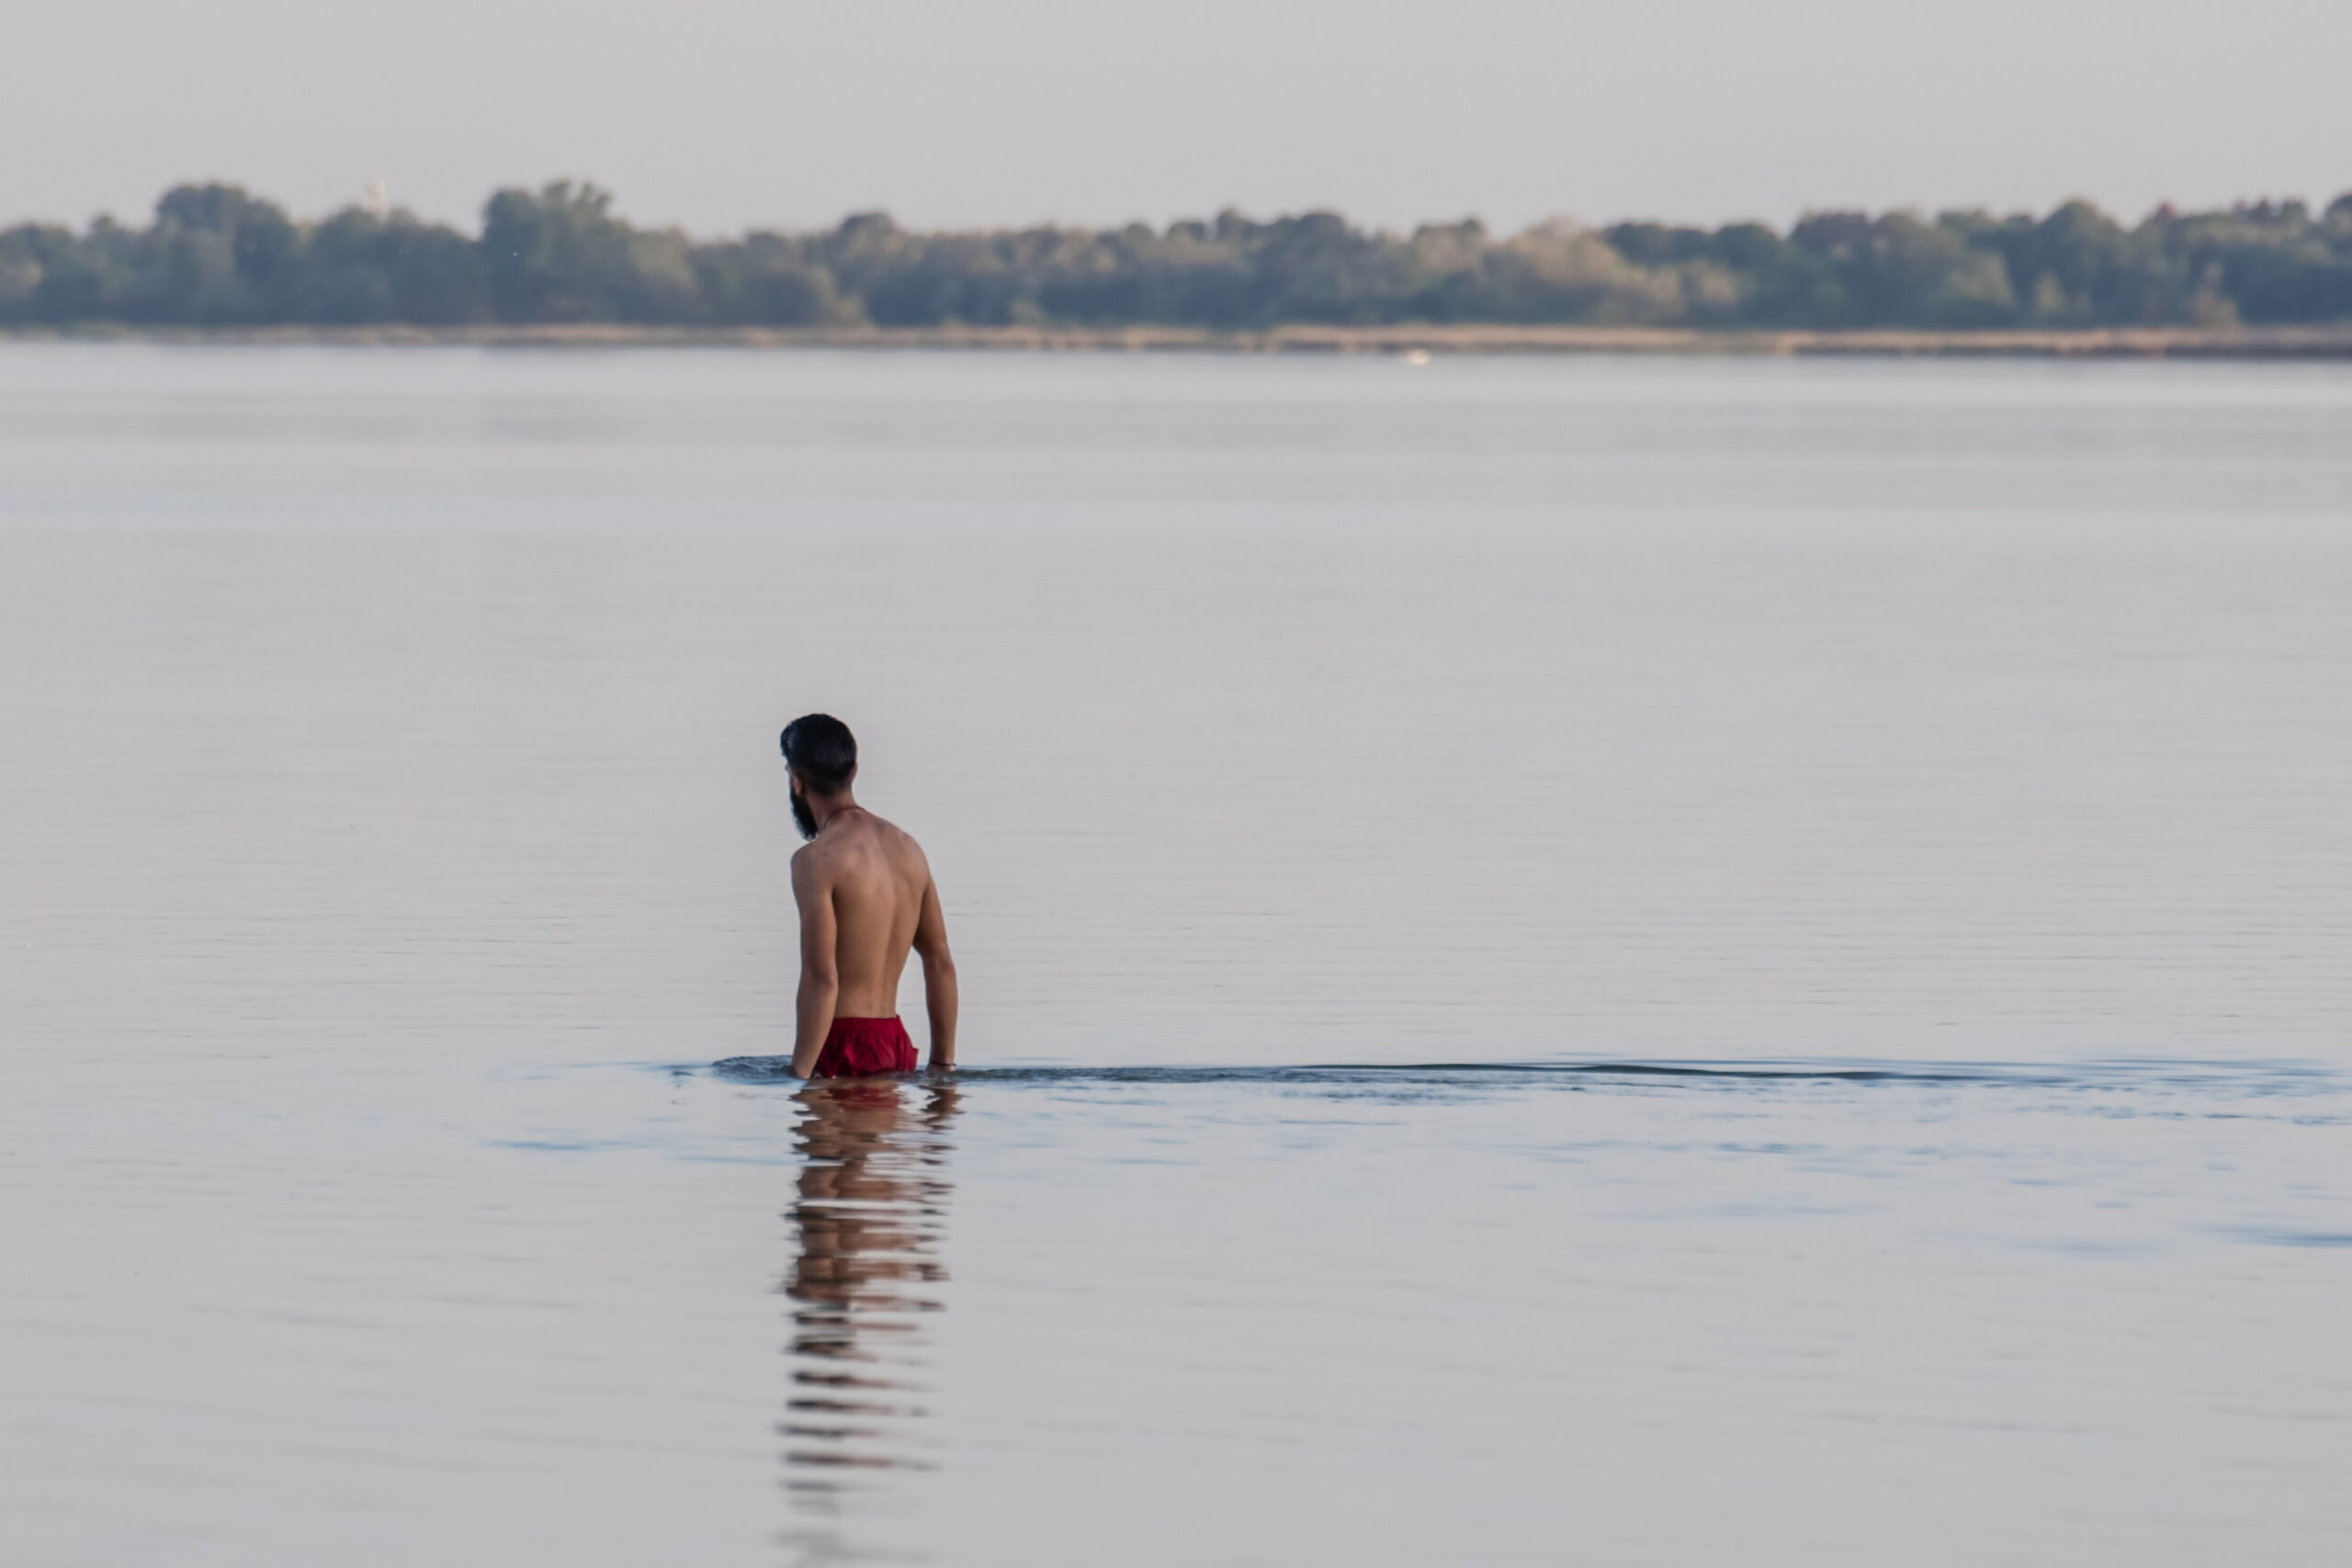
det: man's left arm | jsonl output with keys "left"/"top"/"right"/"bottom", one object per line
{"left": 789, "top": 851, "right": 838, "bottom": 1078}
{"left": 911, "top": 874, "right": 957, "bottom": 1070}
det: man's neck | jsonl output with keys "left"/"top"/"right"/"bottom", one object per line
{"left": 810, "top": 793, "right": 860, "bottom": 831}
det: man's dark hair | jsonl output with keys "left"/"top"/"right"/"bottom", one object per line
{"left": 781, "top": 713, "right": 857, "bottom": 793}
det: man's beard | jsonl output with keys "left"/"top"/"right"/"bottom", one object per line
{"left": 791, "top": 791, "right": 820, "bottom": 841}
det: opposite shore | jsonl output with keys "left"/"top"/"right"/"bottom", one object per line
{"left": 9, "top": 321, "right": 2352, "bottom": 356}
{"left": 10, "top": 183, "right": 2352, "bottom": 347}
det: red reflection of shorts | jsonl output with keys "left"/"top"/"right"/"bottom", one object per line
{"left": 813, "top": 1015, "right": 918, "bottom": 1077}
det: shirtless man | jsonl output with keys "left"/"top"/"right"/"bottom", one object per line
{"left": 781, "top": 714, "right": 958, "bottom": 1078}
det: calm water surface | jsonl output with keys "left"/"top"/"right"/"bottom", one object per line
{"left": 2, "top": 345, "right": 2348, "bottom": 1565}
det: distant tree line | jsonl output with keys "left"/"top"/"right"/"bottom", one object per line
{"left": 5, "top": 180, "right": 2352, "bottom": 332}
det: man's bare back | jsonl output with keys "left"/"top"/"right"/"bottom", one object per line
{"left": 781, "top": 715, "right": 957, "bottom": 1078}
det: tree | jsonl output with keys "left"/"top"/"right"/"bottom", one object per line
{"left": 138, "top": 184, "right": 301, "bottom": 322}
{"left": 480, "top": 181, "right": 635, "bottom": 321}
{"left": 301, "top": 209, "right": 491, "bottom": 324}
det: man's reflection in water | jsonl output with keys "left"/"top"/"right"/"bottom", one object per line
{"left": 781, "top": 1076, "right": 961, "bottom": 1519}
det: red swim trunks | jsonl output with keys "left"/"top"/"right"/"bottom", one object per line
{"left": 813, "top": 1015, "right": 918, "bottom": 1077}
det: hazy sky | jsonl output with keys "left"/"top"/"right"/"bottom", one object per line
{"left": 6, "top": 0, "right": 2347, "bottom": 236}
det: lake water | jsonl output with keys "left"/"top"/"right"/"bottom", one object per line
{"left": 2, "top": 344, "right": 2348, "bottom": 1566}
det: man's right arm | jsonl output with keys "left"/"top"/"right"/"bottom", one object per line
{"left": 789, "top": 850, "right": 839, "bottom": 1078}
{"left": 912, "top": 875, "right": 958, "bottom": 1070}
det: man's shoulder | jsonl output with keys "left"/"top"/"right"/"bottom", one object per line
{"left": 796, "top": 813, "right": 928, "bottom": 881}
{"left": 848, "top": 814, "right": 930, "bottom": 885}
{"left": 789, "top": 837, "right": 837, "bottom": 882}
{"left": 878, "top": 817, "right": 930, "bottom": 871}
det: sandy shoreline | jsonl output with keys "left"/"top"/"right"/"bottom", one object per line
{"left": 7, "top": 321, "right": 2352, "bottom": 356}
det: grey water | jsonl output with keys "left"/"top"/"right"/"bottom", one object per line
{"left": 2, "top": 344, "right": 2349, "bottom": 1566}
